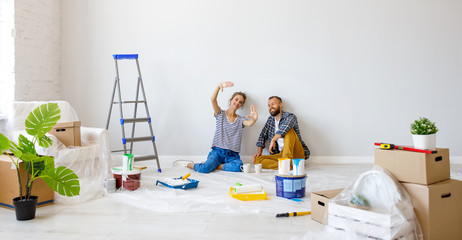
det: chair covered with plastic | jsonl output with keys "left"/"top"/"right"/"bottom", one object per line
{"left": 6, "top": 101, "right": 110, "bottom": 204}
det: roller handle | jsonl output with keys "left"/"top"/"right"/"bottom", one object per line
{"left": 276, "top": 213, "right": 290, "bottom": 217}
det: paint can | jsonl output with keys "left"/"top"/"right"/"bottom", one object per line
{"left": 292, "top": 159, "right": 305, "bottom": 175}
{"left": 278, "top": 158, "right": 291, "bottom": 175}
{"left": 104, "top": 178, "right": 116, "bottom": 193}
{"left": 112, "top": 167, "right": 141, "bottom": 191}
{"left": 123, "top": 154, "right": 134, "bottom": 171}
{"left": 275, "top": 174, "right": 306, "bottom": 199}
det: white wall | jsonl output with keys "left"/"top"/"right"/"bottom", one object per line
{"left": 61, "top": 0, "right": 462, "bottom": 159}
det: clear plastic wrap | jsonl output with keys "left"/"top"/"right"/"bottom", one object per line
{"left": 326, "top": 165, "right": 423, "bottom": 240}
{"left": 7, "top": 101, "right": 110, "bottom": 204}
{"left": 7, "top": 101, "right": 79, "bottom": 135}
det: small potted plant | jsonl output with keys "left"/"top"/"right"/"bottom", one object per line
{"left": 0, "top": 103, "right": 80, "bottom": 221}
{"left": 410, "top": 117, "right": 438, "bottom": 150}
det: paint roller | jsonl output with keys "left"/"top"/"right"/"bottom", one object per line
{"left": 181, "top": 173, "right": 191, "bottom": 180}
{"left": 233, "top": 184, "right": 263, "bottom": 194}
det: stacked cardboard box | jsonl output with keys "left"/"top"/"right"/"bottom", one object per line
{"left": 375, "top": 148, "right": 462, "bottom": 240}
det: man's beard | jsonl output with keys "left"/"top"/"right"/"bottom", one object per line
{"left": 270, "top": 107, "right": 281, "bottom": 116}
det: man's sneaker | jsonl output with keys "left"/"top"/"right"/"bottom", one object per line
{"left": 172, "top": 160, "right": 194, "bottom": 168}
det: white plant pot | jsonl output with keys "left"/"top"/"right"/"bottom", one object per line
{"left": 412, "top": 134, "right": 436, "bottom": 150}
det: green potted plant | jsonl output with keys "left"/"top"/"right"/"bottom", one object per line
{"left": 410, "top": 117, "right": 438, "bottom": 150}
{"left": 0, "top": 103, "right": 80, "bottom": 221}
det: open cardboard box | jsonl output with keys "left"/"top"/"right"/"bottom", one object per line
{"left": 402, "top": 179, "right": 462, "bottom": 240}
{"left": 0, "top": 153, "right": 54, "bottom": 210}
{"left": 49, "top": 121, "right": 81, "bottom": 147}
{"left": 374, "top": 148, "right": 449, "bottom": 185}
{"left": 310, "top": 188, "right": 343, "bottom": 224}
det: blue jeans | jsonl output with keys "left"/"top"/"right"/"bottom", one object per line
{"left": 194, "top": 147, "right": 243, "bottom": 173}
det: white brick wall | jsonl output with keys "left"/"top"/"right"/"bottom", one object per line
{"left": 14, "top": 0, "right": 61, "bottom": 101}
{"left": 0, "top": 0, "right": 15, "bottom": 113}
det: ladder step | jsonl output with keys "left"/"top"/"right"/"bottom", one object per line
{"left": 111, "top": 149, "right": 131, "bottom": 153}
{"left": 113, "top": 101, "right": 146, "bottom": 104}
{"left": 122, "top": 136, "right": 155, "bottom": 144}
{"left": 134, "top": 155, "right": 158, "bottom": 161}
{"left": 113, "top": 54, "right": 138, "bottom": 60}
{"left": 120, "top": 118, "right": 151, "bottom": 124}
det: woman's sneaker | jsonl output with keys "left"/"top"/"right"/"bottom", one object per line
{"left": 172, "top": 160, "right": 194, "bottom": 168}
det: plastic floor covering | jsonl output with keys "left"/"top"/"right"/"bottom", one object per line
{"left": 106, "top": 162, "right": 462, "bottom": 215}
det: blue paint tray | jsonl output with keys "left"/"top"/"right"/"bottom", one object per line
{"left": 156, "top": 177, "right": 199, "bottom": 190}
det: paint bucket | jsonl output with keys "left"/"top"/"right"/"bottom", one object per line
{"left": 275, "top": 174, "right": 306, "bottom": 199}
{"left": 112, "top": 167, "right": 141, "bottom": 191}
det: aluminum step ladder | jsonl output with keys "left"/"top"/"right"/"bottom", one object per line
{"left": 105, "top": 54, "right": 161, "bottom": 172}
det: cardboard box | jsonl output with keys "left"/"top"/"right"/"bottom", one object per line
{"left": 310, "top": 189, "right": 343, "bottom": 224}
{"left": 49, "top": 121, "right": 81, "bottom": 147}
{"left": 374, "top": 148, "right": 449, "bottom": 185}
{"left": 328, "top": 201, "right": 415, "bottom": 240}
{"left": 402, "top": 179, "right": 462, "bottom": 240}
{"left": 0, "top": 154, "right": 54, "bottom": 210}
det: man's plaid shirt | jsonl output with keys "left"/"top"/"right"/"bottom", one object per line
{"left": 256, "top": 111, "right": 310, "bottom": 159}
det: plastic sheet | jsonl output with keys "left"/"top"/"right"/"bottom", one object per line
{"left": 326, "top": 166, "right": 423, "bottom": 240}
{"left": 6, "top": 101, "right": 79, "bottom": 137}
{"left": 7, "top": 101, "right": 110, "bottom": 204}
{"left": 106, "top": 162, "right": 374, "bottom": 214}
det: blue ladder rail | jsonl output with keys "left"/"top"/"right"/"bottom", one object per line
{"left": 113, "top": 54, "right": 138, "bottom": 60}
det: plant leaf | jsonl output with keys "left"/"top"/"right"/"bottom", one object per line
{"left": 18, "top": 134, "right": 36, "bottom": 155}
{"left": 25, "top": 103, "right": 61, "bottom": 139}
{"left": 28, "top": 155, "right": 54, "bottom": 176}
{"left": 10, "top": 142, "right": 23, "bottom": 159}
{"left": 42, "top": 155, "right": 55, "bottom": 169}
{"left": 42, "top": 166, "right": 80, "bottom": 197}
{"left": 0, "top": 133, "right": 10, "bottom": 151}
{"left": 38, "top": 135, "right": 53, "bottom": 148}
{"left": 26, "top": 159, "right": 45, "bottom": 176}
{"left": 20, "top": 152, "right": 40, "bottom": 162}
{"left": 411, "top": 117, "right": 438, "bottom": 135}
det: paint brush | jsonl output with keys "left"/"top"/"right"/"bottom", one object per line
{"left": 276, "top": 211, "right": 311, "bottom": 217}
{"left": 133, "top": 166, "right": 147, "bottom": 170}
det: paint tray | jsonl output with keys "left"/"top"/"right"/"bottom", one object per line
{"left": 229, "top": 187, "right": 267, "bottom": 201}
{"left": 156, "top": 177, "right": 199, "bottom": 190}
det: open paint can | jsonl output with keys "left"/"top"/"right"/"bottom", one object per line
{"left": 123, "top": 154, "right": 134, "bottom": 171}
{"left": 278, "top": 158, "right": 291, "bottom": 175}
{"left": 275, "top": 174, "right": 307, "bottom": 199}
{"left": 112, "top": 167, "right": 141, "bottom": 191}
{"left": 292, "top": 159, "right": 305, "bottom": 175}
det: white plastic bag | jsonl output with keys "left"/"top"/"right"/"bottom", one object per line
{"left": 326, "top": 165, "right": 423, "bottom": 240}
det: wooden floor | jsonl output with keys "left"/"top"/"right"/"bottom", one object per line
{"left": 1, "top": 163, "right": 461, "bottom": 240}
